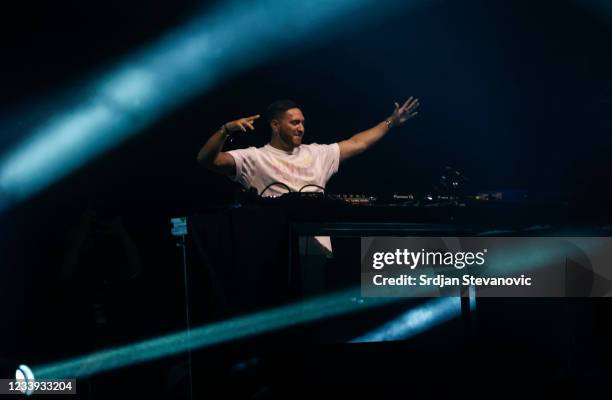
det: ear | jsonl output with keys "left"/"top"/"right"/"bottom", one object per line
{"left": 270, "top": 119, "right": 279, "bottom": 133}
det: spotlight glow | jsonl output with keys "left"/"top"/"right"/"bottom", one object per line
{"left": 15, "top": 364, "right": 35, "bottom": 396}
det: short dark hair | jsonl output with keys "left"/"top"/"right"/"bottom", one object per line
{"left": 265, "top": 99, "right": 300, "bottom": 124}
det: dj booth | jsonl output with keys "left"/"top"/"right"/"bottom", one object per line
{"left": 174, "top": 194, "right": 606, "bottom": 324}
{"left": 169, "top": 194, "right": 612, "bottom": 396}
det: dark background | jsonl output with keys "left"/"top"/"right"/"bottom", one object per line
{"left": 1, "top": 0, "right": 611, "bottom": 395}
{"left": 2, "top": 0, "right": 611, "bottom": 205}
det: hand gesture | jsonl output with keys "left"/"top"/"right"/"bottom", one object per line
{"left": 224, "top": 114, "right": 260, "bottom": 134}
{"left": 388, "top": 97, "right": 419, "bottom": 127}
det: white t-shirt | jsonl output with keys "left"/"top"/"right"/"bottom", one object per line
{"left": 227, "top": 143, "right": 340, "bottom": 197}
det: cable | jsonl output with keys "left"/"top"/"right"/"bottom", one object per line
{"left": 178, "top": 235, "right": 194, "bottom": 400}
{"left": 298, "top": 184, "right": 326, "bottom": 194}
{"left": 260, "top": 181, "right": 292, "bottom": 197}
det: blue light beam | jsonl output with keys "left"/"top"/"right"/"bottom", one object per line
{"left": 31, "top": 288, "right": 400, "bottom": 379}
{"left": 350, "top": 297, "right": 462, "bottom": 342}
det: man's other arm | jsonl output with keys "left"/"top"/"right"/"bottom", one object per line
{"left": 338, "top": 97, "right": 419, "bottom": 163}
{"left": 196, "top": 114, "right": 260, "bottom": 177}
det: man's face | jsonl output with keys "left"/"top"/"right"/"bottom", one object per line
{"left": 273, "top": 107, "right": 305, "bottom": 148}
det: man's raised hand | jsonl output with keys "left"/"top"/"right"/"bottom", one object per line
{"left": 224, "top": 114, "right": 260, "bottom": 133}
{"left": 389, "top": 97, "right": 419, "bottom": 127}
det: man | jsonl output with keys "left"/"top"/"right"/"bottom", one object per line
{"left": 197, "top": 98, "right": 419, "bottom": 196}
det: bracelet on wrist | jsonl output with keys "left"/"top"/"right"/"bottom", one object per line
{"left": 221, "top": 123, "right": 230, "bottom": 136}
{"left": 385, "top": 119, "right": 394, "bottom": 129}
{"left": 221, "top": 123, "right": 235, "bottom": 143}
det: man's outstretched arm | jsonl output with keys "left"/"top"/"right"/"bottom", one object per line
{"left": 338, "top": 97, "right": 419, "bottom": 163}
{"left": 196, "top": 114, "right": 260, "bottom": 177}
